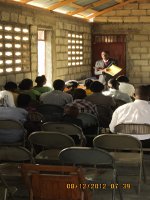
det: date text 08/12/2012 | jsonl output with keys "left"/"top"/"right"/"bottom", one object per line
{"left": 66, "top": 183, "right": 131, "bottom": 190}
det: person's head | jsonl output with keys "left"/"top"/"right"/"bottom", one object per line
{"left": 35, "top": 76, "right": 46, "bottom": 87}
{"left": 64, "top": 105, "right": 79, "bottom": 118}
{"left": 4, "top": 81, "right": 17, "bottom": 92}
{"left": 90, "top": 81, "right": 104, "bottom": 93}
{"left": 84, "top": 79, "right": 93, "bottom": 89}
{"left": 73, "top": 88, "right": 86, "bottom": 100}
{"left": 134, "top": 85, "right": 149, "bottom": 101}
{"left": 19, "top": 79, "right": 33, "bottom": 90}
{"left": 68, "top": 81, "right": 78, "bottom": 90}
{"left": 17, "top": 93, "right": 31, "bottom": 108}
{"left": 101, "top": 51, "right": 109, "bottom": 61}
{"left": 116, "top": 75, "right": 129, "bottom": 83}
{"left": 108, "top": 78, "right": 120, "bottom": 90}
{"left": 53, "top": 79, "right": 65, "bottom": 91}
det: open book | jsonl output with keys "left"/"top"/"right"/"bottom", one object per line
{"left": 105, "top": 64, "right": 122, "bottom": 76}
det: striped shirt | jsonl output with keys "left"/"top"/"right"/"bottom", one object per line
{"left": 68, "top": 99, "right": 99, "bottom": 118}
{"left": 40, "top": 90, "right": 73, "bottom": 107}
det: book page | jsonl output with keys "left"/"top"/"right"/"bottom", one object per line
{"left": 105, "top": 64, "right": 122, "bottom": 76}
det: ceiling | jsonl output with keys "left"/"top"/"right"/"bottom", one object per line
{"left": 10, "top": 0, "right": 149, "bottom": 22}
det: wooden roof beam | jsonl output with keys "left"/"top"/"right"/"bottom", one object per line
{"left": 87, "top": 0, "right": 142, "bottom": 19}
{"left": 47, "top": 0, "right": 76, "bottom": 11}
{"left": 68, "top": 0, "right": 110, "bottom": 16}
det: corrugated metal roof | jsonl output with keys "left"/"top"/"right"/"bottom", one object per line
{"left": 27, "top": 0, "right": 58, "bottom": 8}
{"left": 10, "top": 0, "right": 147, "bottom": 22}
{"left": 75, "top": 0, "right": 99, "bottom": 6}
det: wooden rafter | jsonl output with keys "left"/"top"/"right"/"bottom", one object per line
{"left": 68, "top": 0, "right": 110, "bottom": 16}
{"left": 87, "top": 0, "right": 140, "bottom": 19}
{"left": 47, "top": 0, "right": 76, "bottom": 11}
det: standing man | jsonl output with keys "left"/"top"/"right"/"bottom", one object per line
{"left": 94, "top": 51, "right": 117, "bottom": 85}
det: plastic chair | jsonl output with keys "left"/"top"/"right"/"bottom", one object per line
{"left": 42, "top": 122, "right": 86, "bottom": 146}
{"left": 59, "top": 147, "right": 122, "bottom": 200}
{"left": 36, "top": 104, "right": 64, "bottom": 122}
{"left": 0, "top": 119, "right": 27, "bottom": 146}
{"left": 93, "top": 134, "right": 144, "bottom": 194}
{"left": 28, "top": 131, "right": 75, "bottom": 164}
{"left": 0, "top": 146, "right": 33, "bottom": 200}
{"left": 21, "top": 164, "right": 91, "bottom": 200}
{"left": 77, "top": 113, "right": 99, "bottom": 146}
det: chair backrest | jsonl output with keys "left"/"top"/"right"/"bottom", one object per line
{"left": 77, "top": 113, "right": 99, "bottom": 135}
{"left": 28, "top": 131, "right": 75, "bottom": 150}
{"left": 114, "top": 99, "right": 126, "bottom": 109}
{"left": 21, "top": 164, "right": 90, "bottom": 200}
{"left": 93, "top": 134, "right": 142, "bottom": 151}
{"left": 0, "top": 119, "right": 26, "bottom": 145}
{"left": 77, "top": 113, "right": 98, "bottom": 128}
{"left": 28, "top": 112, "right": 45, "bottom": 123}
{"left": 115, "top": 123, "right": 150, "bottom": 135}
{"left": 59, "top": 147, "right": 114, "bottom": 167}
{"left": 96, "top": 105, "right": 113, "bottom": 128}
{"left": 0, "top": 146, "right": 33, "bottom": 162}
{"left": 36, "top": 104, "right": 64, "bottom": 122}
{"left": 41, "top": 122, "right": 86, "bottom": 146}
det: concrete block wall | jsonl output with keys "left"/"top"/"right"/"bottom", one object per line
{"left": 0, "top": 2, "right": 91, "bottom": 88}
{"left": 93, "top": 3, "right": 150, "bottom": 85}
{"left": 55, "top": 19, "right": 91, "bottom": 81}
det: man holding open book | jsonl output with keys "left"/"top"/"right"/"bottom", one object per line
{"left": 94, "top": 51, "right": 118, "bottom": 85}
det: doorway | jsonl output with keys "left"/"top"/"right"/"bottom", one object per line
{"left": 38, "top": 29, "right": 52, "bottom": 87}
{"left": 92, "top": 34, "right": 126, "bottom": 77}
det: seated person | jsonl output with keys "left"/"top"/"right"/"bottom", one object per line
{"left": 116, "top": 75, "right": 135, "bottom": 97}
{"left": 84, "top": 79, "right": 93, "bottom": 95}
{"left": 0, "top": 106, "right": 28, "bottom": 143}
{"left": 62, "top": 105, "right": 82, "bottom": 128}
{"left": 17, "top": 93, "right": 36, "bottom": 112}
{"left": 65, "top": 81, "right": 79, "bottom": 98}
{"left": 68, "top": 88, "right": 98, "bottom": 118}
{"left": 19, "top": 78, "right": 41, "bottom": 101}
{"left": 34, "top": 75, "right": 52, "bottom": 94}
{"left": 103, "top": 78, "right": 132, "bottom": 103}
{"left": 85, "top": 81, "right": 116, "bottom": 108}
{"left": 109, "top": 85, "right": 150, "bottom": 148}
{"left": 0, "top": 81, "right": 18, "bottom": 107}
{"left": 40, "top": 79, "right": 73, "bottom": 107}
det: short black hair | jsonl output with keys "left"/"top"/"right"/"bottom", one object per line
{"left": 84, "top": 79, "right": 93, "bottom": 89}
{"left": 116, "top": 75, "right": 129, "bottom": 83}
{"left": 108, "top": 78, "right": 119, "bottom": 89}
{"left": 53, "top": 79, "right": 65, "bottom": 90}
{"left": 73, "top": 88, "right": 86, "bottom": 99}
{"left": 19, "top": 79, "right": 33, "bottom": 90}
{"left": 35, "top": 75, "right": 46, "bottom": 84}
{"left": 4, "top": 81, "right": 17, "bottom": 91}
{"left": 135, "top": 85, "right": 149, "bottom": 100}
{"left": 90, "top": 81, "right": 104, "bottom": 93}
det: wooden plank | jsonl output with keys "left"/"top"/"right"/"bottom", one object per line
{"left": 87, "top": 0, "right": 144, "bottom": 19}
{"left": 47, "top": 0, "right": 76, "bottom": 11}
{"left": 68, "top": 0, "right": 110, "bottom": 16}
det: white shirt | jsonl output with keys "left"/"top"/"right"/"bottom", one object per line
{"left": 109, "top": 100, "right": 150, "bottom": 140}
{"left": 40, "top": 90, "right": 73, "bottom": 107}
{"left": 119, "top": 82, "right": 135, "bottom": 97}
{"left": 103, "top": 88, "right": 132, "bottom": 103}
{"left": 0, "top": 90, "right": 15, "bottom": 107}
